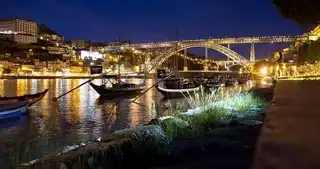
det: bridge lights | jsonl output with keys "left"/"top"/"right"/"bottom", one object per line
{"left": 260, "top": 66, "right": 268, "bottom": 76}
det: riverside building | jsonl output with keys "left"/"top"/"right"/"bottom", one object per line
{"left": 0, "top": 18, "right": 38, "bottom": 44}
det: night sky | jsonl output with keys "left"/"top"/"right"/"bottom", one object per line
{"left": 2, "top": 0, "right": 303, "bottom": 59}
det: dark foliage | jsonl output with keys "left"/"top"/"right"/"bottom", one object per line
{"left": 271, "top": 0, "right": 320, "bottom": 30}
{"left": 38, "top": 24, "right": 61, "bottom": 36}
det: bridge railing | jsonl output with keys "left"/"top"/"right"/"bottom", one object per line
{"left": 124, "top": 35, "right": 300, "bottom": 49}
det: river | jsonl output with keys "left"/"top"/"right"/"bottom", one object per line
{"left": 0, "top": 78, "right": 253, "bottom": 168}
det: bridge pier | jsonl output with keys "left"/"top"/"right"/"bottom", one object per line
{"left": 250, "top": 43, "right": 255, "bottom": 62}
{"left": 204, "top": 47, "right": 208, "bottom": 71}
{"left": 227, "top": 44, "right": 230, "bottom": 61}
{"left": 184, "top": 48, "right": 188, "bottom": 71}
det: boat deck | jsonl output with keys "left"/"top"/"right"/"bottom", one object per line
{"left": 252, "top": 80, "right": 320, "bottom": 169}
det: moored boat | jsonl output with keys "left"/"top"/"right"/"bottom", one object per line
{"left": 156, "top": 84, "right": 200, "bottom": 99}
{"left": 0, "top": 89, "right": 49, "bottom": 106}
{"left": 193, "top": 74, "right": 207, "bottom": 86}
{"left": 0, "top": 101, "right": 29, "bottom": 120}
{"left": 156, "top": 78, "right": 200, "bottom": 99}
{"left": 205, "top": 77, "right": 225, "bottom": 89}
{"left": 90, "top": 81, "right": 145, "bottom": 97}
{"left": 237, "top": 74, "right": 251, "bottom": 84}
{"left": 237, "top": 78, "right": 248, "bottom": 84}
{"left": 225, "top": 78, "right": 238, "bottom": 87}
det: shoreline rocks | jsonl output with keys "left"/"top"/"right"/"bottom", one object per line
{"left": 19, "top": 125, "right": 170, "bottom": 169}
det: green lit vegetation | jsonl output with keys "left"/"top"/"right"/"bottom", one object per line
{"left": 161, "top": 89, "right": 266, "bottom": 138}
{"left": 184, "top": 87, "right": 220, "bottom": 109}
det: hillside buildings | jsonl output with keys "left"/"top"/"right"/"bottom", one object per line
{"left": 0, "top": 19, "right": 38, "bottom": 44}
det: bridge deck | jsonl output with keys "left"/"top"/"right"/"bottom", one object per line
{"left": 252, "top": 80, "right": 320, "bottom": 169}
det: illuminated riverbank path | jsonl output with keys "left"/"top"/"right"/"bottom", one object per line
{"left": 253, "top": 80, "right": 320, "bottom": 169}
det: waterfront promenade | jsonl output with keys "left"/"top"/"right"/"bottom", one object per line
{"left": 252, "top": 80, "right": 320, "bottom": 169}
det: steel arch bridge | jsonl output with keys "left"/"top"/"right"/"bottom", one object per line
{"left": 147, "top": 43, "right": 249, "bottom": 73}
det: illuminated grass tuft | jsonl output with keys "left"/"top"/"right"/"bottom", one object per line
{"left": 161, "top": 88, "right": 266, "bottom": 138}
{"left": 184, "top": 86, "right": 220, "bottom": 109}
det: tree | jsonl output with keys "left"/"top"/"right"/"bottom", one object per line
{"left": 38, "top": 24, "right": 61, "bottom": 36}
{"left": 271, "top": 0, "right": 320, "bottom": 31}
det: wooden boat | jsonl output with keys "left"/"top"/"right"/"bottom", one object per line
{"left": 90, "top": 51, "right": 146, "bottom": 97}
{"left": 205, "top": 77, "right": 225, "bottom": 89}
{"left": 0, "top": 89, "right": 49, "bottom": 106}
{"left": 205, "top": 82, "right": 225, "bottom": 89}
{"left": 90, "top": 82, "right": 145, "bottom": 97}
{"left": 237, "top": 74, "right": 251, "bottom": 84}
{"left": 193, "top": 74, "right": 207, "bottom": 86}
{"left": 156, "top": 84, "right": 200, "bottom": 99}
{"left": 0, "top": 101, "right": 29, "bottom": 120}
{"left": 156, "top": 77, "right": 200, "bottom": 99}
{"left": 225, "top": 78, "right": 239, "bottom": 87}
{"left": 237, "top": 78, "right": 248, "bottom": 84}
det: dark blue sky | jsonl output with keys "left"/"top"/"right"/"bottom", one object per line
{"left": 2, "top": 0, "right": 303, "bottom": 59}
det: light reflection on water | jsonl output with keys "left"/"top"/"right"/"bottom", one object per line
{"left": 0, "top": 78, "right": 254, "bottom": 168}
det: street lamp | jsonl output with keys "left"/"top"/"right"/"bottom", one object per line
{"left": 260, "top": 66, "right": 268, "bottom": 76}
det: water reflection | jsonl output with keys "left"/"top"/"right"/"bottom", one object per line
{"left": 0, "top": 78, "right": 255, "bottom": 169}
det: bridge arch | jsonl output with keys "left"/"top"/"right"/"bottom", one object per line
{"left": 147, "top": 43, "right": 249, "bottom": 72}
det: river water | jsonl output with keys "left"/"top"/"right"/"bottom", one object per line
{"left": 0, "top": 78, "right": 253, "bottom": 168}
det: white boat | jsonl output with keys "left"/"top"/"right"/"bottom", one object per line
{"left": 156, "top": 84, "right": 200, "bottom": 99}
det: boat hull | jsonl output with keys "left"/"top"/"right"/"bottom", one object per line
{"left": 205, "top": 83, "right": 224, "bottom": 89}
{"left": 156, "top": 85, "right": 200, "bottom": 99}
{"left": 0, "top": 102, "right": 29, "bottom": 120}
{"left": 237, "top": 80, "right": 248, "bottom": 85}
{"left": 0, "top": 89, "right": 48, "bottom": 107}
{"left": 90, "top": 83, "right": 144, "bottom": 97}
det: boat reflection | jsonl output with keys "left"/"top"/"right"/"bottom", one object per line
{"left": 0, "top": 115, "right": 29, "bottom": 130}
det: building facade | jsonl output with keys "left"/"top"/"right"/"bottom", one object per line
{"left": 71, "top": 40, "right": 90, "bottom": 49}
{"left": 0, "top": 33, "right": 37, "bottom": 44}
{"left": 39, "top": 34, "right": 64, "bottom": 42}
{"left": 0, "top": 19, "right": 37, "bottom": 35}
{"left": 0, "top": 19, "right": 38, "bottom": 44}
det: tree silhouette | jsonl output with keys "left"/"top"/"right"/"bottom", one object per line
{"left": 271, "top": 0, "right": 320, "bottom": 31}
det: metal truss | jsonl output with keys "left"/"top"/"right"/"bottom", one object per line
{"left": 148, "top": 43, "right": 249, "bottom": 73}
{"left": 128, "top": 36, "right": 299, "bottom": 49}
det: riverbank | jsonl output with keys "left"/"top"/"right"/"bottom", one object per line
{"left": 0, "top": 74, "right": 146, "bottom": 79}
{"left": 278, "top": 74, "right": 320, "bottom": 80}
{"left": 19, "top": 86, "right": 273, "bottom": 169}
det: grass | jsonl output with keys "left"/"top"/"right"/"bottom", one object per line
{"left": 160, "top": 88, "right": 266, "bottom": 138}
{"left": 215, "top": 92, "right": 265, "bottom": 115}
{"left": 184, "top": 86, "right": 220, "bottom": 109}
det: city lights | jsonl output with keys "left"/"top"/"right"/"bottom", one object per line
{"left": 260, "top": 66, "right": 268, "bottom": 76}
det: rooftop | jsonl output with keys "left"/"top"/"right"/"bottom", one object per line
{"left": 0, "top": 18, "right": 36, "bottom": 23}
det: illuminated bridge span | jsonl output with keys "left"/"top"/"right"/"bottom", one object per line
{"left": 127, "top": 36, "right": 299, "bottom": 49}
{"left": 106, "top": 35, "right": 301, "bottom": 73}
